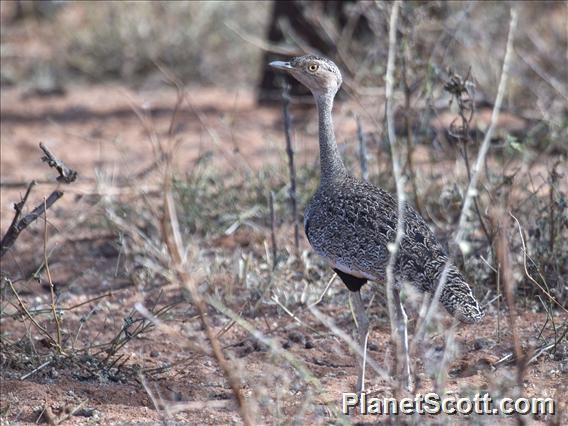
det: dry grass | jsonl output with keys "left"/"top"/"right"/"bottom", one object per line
{"left": 1, "top": 1, "right": 567, "bottom": 424}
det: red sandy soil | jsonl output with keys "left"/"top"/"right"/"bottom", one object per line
{"left": 1, "top": 85, "right": 566, "bottom": 425}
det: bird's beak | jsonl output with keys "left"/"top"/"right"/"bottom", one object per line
{"left": 269, "top": 61, "right": 293, "bottom": 71}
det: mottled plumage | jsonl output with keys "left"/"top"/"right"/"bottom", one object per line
{"left": 271, "top": 54, "right": 483, "bottom": 324}
{"left": 305, "top": 175, "right": 484, "bottom": 323}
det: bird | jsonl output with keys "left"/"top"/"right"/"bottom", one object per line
{"left": 270, "top": 55, "right": 484, "bottom": 392}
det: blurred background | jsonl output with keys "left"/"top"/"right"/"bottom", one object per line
{"left": 1, "top": 1, "right": 566, "bottom": 424}
{"left": 1, "top": 1, "right": 566, "bottom": 106}
{"left": 1, "top": 1, "right": 270, "bottom": 88}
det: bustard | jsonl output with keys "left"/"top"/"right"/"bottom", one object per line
{"left": 270, "top": 55, "right": 484, "bottom": 391}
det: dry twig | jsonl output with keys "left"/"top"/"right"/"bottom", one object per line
{"left": 491, "top": 207, "right": 526, "bottom": 396}
{"left": 4, "top": 277, "right": 60, "bottom": 350}
{"left": 401, "top": 37, "right": 421, "bottom": 215}
{"left": 43, "top": 197, "right": 63, "bottom": 353}
{"left": 39, "top": 142, "right": 78, "bottom": 184}
{"left": 281, "top": 82, "right": 300, "bottom": 257}
{"left": 1, "top": 190, "right": 63, "bottom": 258}
{"left": 1, "top": 142, "right": 78, "bottom": 257}
{"left": 384, "top": 0, "right": 409, "bottom": 392}
{"left": 510, "top": 212, "right": 567, "bottom": 313}
{"left": 269, "top": 191, "right": 278, "bottom": 270}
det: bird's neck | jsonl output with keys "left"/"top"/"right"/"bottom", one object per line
{"left": 315, "top": 93, "right": 347, "bottom": 184}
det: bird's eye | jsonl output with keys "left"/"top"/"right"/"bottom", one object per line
{"left": 308, "top": 64, "right": 319, "bottom": 73}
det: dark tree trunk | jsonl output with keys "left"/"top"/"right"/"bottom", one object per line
{"left": 257, "top": 0, "right": 371, "bottom": 104}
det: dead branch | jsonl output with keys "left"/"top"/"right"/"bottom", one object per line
{"left": 1, "top": 142, "right": 80, "bottom": 257}
{"left": 5, "top": 180, "right": 35, "bottom": 234}
{"left": 281, "top": 82, "right": 300, "bottom": 257}
{"left": 0, "top": 179, "right": 55, "bottom": 189}
{"left": 39, "top": 142, "right": 78, "bottom": 184}
{"left": 1, "top": 190, "right": 63, "bottom": 258}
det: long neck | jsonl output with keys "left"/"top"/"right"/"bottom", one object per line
{"left": 315, "top": 92, "right": 347, "bottom": 184}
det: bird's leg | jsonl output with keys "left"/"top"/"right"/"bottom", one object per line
{"left": 392, "top": 288, "right": 412, "bottom": 391}
{"left": 350, "top": 290, "right": 369, "bottom": 395}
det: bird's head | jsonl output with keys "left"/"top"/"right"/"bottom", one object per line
{"left": 269, "top": 55, "right": 342, "bottom": 97}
